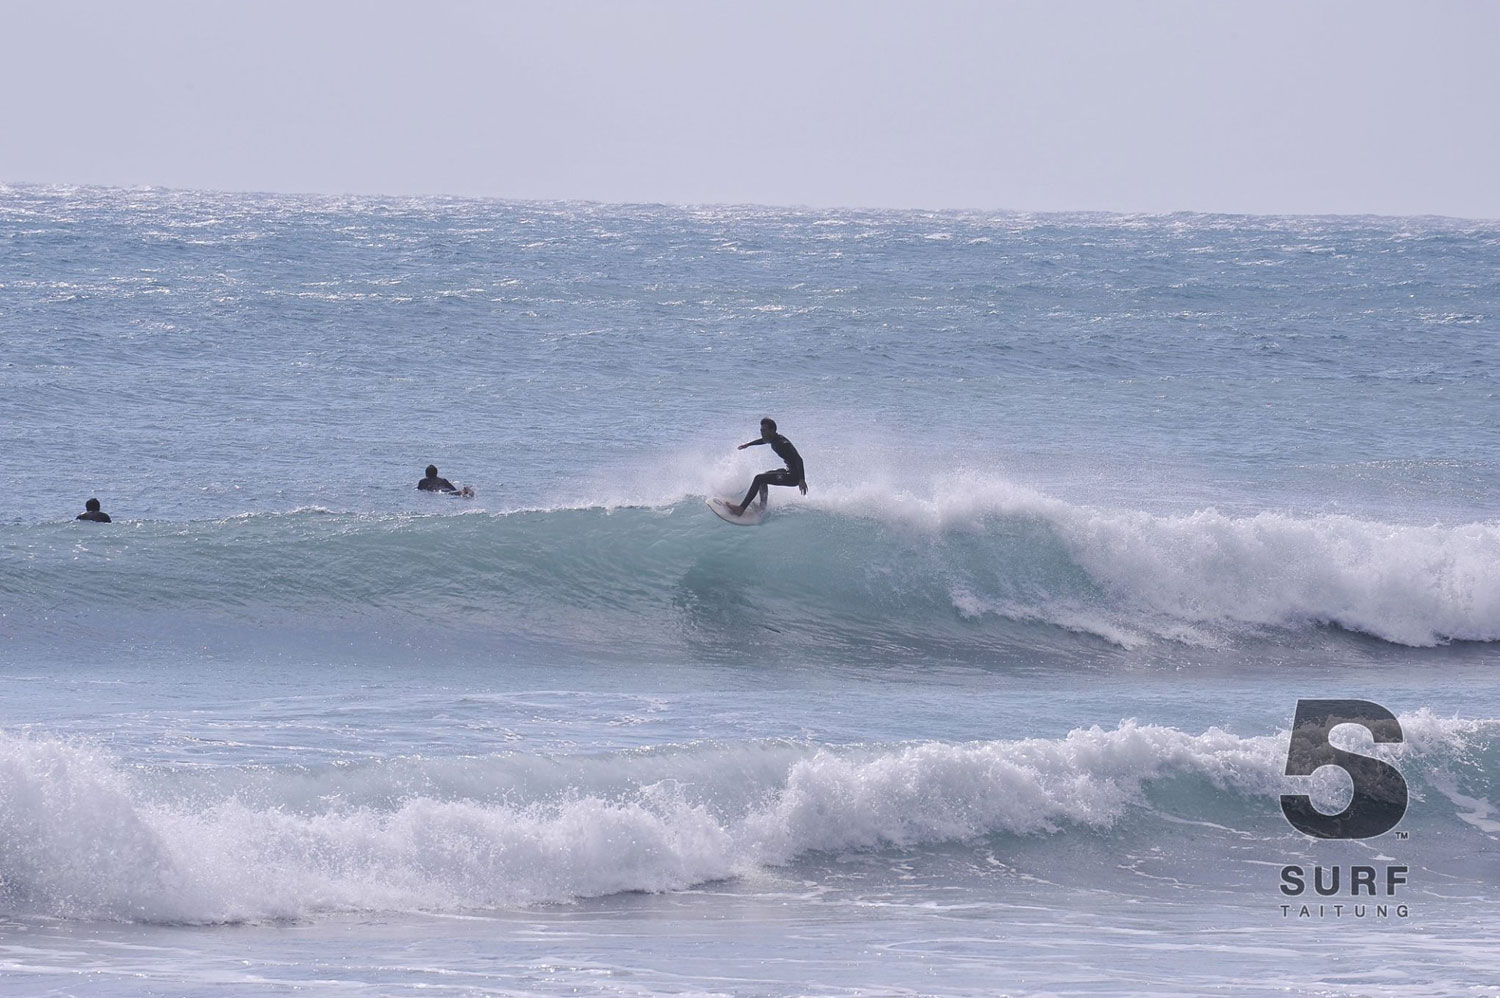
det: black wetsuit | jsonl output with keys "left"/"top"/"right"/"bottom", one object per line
{"left": 739, "top": 433, "right": 804, "bottom": 509}
{"left": 418, "top": 475, "right": 458, "bottom": 494}
{"left": 76, "top": 510, "right": 111, "bottom": 522}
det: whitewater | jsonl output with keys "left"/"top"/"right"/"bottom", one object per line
{"left": 2, "top": 184, "right": 1498, "bottom": 996}
{"left": 1, "top": 713, "right": 1494, "bottom": 923}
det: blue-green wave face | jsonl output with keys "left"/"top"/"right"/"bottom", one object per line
{"left": 8, "top": 491, "right": 1496, "bottom": 664}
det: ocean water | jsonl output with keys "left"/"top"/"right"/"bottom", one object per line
{"left": 1, "top": 184, "right": 1498, "bottom": 996}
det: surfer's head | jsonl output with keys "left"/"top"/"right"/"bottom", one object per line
{"left": 760, "top": 417, "right": 777, "bottom": 437}
{"left": 425, "top": 465, "right": 438, "bottom": 478}
{"left": 85, "top": 498, "right": 101, "bottom": 512}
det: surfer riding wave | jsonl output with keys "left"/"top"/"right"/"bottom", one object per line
{"left": 729, "top": 418, "right": 807, "bottom": 515}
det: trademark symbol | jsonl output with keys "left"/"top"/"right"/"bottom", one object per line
{"left": 1395, "top": 831, "right": 1409, "bottom": 840}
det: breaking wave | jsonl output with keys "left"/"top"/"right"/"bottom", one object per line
{"left": 6, "top": 477, "right": 1496, "bottom": 652}
{"left": 1, "top": 713, "right": 1491, "bottom": 923}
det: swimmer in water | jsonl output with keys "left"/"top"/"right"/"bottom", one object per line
{"left": 76, "top": 497, "right": 111, "bottom": 522}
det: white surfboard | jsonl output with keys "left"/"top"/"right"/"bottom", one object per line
{"left": 706, "top": 496, "right": 765, "bottom": 526}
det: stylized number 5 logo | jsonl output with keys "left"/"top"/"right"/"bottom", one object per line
{"left": 1281, "top": 699, "right": 1407, "bottom": 839}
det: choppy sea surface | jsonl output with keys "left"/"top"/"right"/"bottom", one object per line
{"left": 2, "top": 184, "right": 1498, "bottom": 996}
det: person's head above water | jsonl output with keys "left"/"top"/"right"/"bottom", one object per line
{"left": 425, "top": 465, "right": 438, "bottom": 478}
{"left": 76, "top": 497, "right": 111, "bottom": 522}
{"left": 760, "top": 417, "right": 777, "bottom": 436}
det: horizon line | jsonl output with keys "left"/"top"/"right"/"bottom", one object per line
{"left": 4, "top": 177, "right": 1497, "bottom": 226}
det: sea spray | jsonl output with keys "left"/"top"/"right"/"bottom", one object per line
{"left": 3, "top": 715, "right": 1492, "bottom": 923}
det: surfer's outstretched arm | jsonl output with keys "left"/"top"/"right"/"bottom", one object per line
{"left": 737, "top": 439, "right": 767, "bottom": 450}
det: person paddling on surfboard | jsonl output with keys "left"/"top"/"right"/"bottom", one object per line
{"left": 75, "top": 497, "right": 112, "bottom": 523}
{"left": 417, "top": 464, "right": 475, "bottom": 498}
{"left": 729, "top": 418, "right": 807, "bottom": 515}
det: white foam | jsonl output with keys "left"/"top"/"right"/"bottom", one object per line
{"left": 506, "top": 455, "right": 1500, "bottom": 646}
{"left": 5, "top": 717, "right": 1482, "bottom": 924}
{"left": 808, "top": 471, "right": 1500, "bottom": 646}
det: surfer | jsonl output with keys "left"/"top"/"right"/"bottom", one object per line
{"left": 417, "top": 464, "right": 472, "bottom": 497}
{"left": 76, "top": 497, "right": 111, "bottom": 522}
{"left": 729, "top": 418, "right": 807, "bottom": 515}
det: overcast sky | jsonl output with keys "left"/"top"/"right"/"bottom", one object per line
{"left": 4, "top": 0, "right": 1497, "bottom": 217}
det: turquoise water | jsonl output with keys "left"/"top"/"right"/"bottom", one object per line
{"left": 2, "top": 184, "right": 1498, "bottom": 996}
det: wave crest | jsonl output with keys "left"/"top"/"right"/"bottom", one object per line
{"left": 5, "top": 480, "right": 1497, "bottom": 651}
{"left": 2, "top": 715, "right": 1493, "bottom": 922}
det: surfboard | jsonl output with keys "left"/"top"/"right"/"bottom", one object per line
{"left": 706, "top": 496, "right": 765, "bottom": 526}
